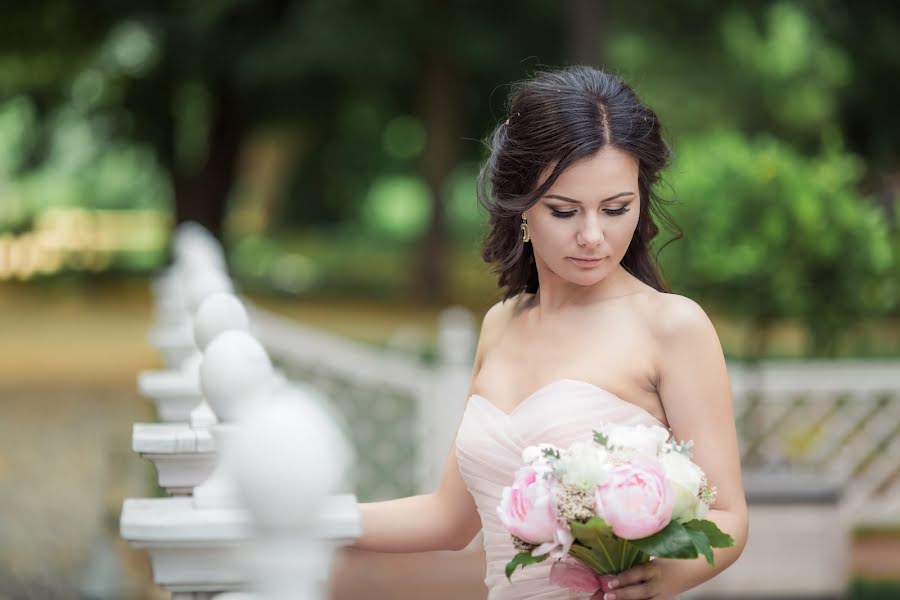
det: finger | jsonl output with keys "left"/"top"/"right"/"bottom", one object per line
{"left": 608, "top": 581, "right": 655, "bottom": 600}
{"left": 609, "top": 562, "right": 658, "bottom": 589}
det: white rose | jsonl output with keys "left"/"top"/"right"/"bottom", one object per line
{"left": 522, "top": 443, "right": 561, "bottom": 468}
{"left": 602, "top": 423, "right": 671, "bottom": 458}
{"left": 660, "top": 450, "right": 705, "bottom": 523}
{"left": 694, "top": 500, "right": 710, "bottom": 520}
{"left": 559, "top": 442, "right": 611, "bottom": 489}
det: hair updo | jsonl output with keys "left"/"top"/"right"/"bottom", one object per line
{"left": 477, "top": 65, "right": 681, "bottom": 301}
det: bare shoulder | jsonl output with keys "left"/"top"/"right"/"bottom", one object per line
{"left": 481, "top": 292, "right": 531, "bottom": 338}
{"left": 473, "top": 292, "right": 531, "bottom": 365}
{"left": 647, "top": 292, "right": 721, "bottom": 348}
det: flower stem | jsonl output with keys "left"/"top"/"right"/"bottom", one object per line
{"left": 595, "top": 537, "right": 617, "bottom": 572}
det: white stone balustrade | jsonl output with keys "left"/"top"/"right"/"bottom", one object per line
{"left": 132, "top": 423, "right": 215, "bottom": 496}
{"left": 142, "top": 230, "right": 237, "bottom": 419}
{"left": 148, "top": 269, "right": 234, "bottom": 369}
{"left": 148, "top": 222, "right": 232, "bottom": 369}
{"left": 192, "top": 330, "right": 276, "bottom": 510}
{"left": 225, "top": 386, "right": 357, "bottom": 600}
{"left": 134, "top": 292, "right": 252, "bottom": 495}
{"left": 122, "top": 328, "right": 271, "bottom": 596}
{"left": 122, "top": 324, "right": 360, "bottom": 597}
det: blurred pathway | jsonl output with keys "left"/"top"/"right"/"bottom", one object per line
{"left": 0, "top": 280, "right": 163, "bottom": 599}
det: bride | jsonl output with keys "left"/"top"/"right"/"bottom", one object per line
{"left": 346, "top": 66, "right": 748, "bottom": 600}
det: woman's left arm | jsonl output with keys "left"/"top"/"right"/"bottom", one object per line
{"left": 654, "top": 295, "right": 749, "bottom": 597}
{"left": 599, "top": 295, "right": 750, "bottom": 600}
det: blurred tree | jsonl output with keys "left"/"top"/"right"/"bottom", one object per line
{"left": 3, "top": 0, "right": 897, "bottom": 314}
{"left": 605, "top": 0, "right": 898, "bottom": 225}
{"left": 1, "top": 0, "right": 568, "bottom": 301}
{"left": 661, "top": 130, "right": 897, "bottom": 358}
{"left": 811, "top": 0, "right": 900, "bottom": 218}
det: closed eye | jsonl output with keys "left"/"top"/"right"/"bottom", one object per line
{"left": 550, "top": 207, "right": 631, "bottom": 218}
{"left": 604, "top": 207, "right": 630, "bottom": 216}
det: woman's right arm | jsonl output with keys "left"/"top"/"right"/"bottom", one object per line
{"left": 350, "top": 299, "right": 511, "bottom": 553}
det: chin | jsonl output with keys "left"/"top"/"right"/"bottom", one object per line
{"left": 561, "top": 266, "right": 609, "bottom": 286}
{"left": 541, "top": 257, "right": 613, "bottom": 284}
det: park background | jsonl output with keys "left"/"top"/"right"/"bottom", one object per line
{"left": 0, "top": 1, "right": 899, "bottom": 598}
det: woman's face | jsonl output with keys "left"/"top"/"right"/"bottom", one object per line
{"left": 524, "top": 145, "right": 641, "bottom": 286}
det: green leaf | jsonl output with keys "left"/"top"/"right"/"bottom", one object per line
{"left": 569, "top": 517, "right": 615, "bottom": 554}
{"left": 569, "top": 543, "right": 615, "bottom": 575}
{"left": 542, "top": 447, "right": 561, "bottom": 460}
{"left": 593, "top": 430, "right": 609, "bottom": 447}
{"left": 569, "top": 517, "right": 624, "bottom": 572}
{"left": 628, "top": 521, "right": 699, "bottom": 559}
{"left": 504, "top": 551, "right": 549, "bottom": 581}
{"left": 683, "top": 527, "right": 714, "bottom": 566}
{"left": 684, "top": 519, "right": 736, "bottom": 549}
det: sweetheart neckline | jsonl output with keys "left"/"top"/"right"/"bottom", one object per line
{"left": 467, "top": 378, "right": 669, "bottom": 428}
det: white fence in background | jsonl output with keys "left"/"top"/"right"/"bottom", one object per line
{"left": 247, "top": 301, "right": 475, "bottom": 499}
{"left": 729, "top": 360, "right": 900, "bottom": 523}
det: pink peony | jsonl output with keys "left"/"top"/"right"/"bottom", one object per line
{"left": 594, "top": 456, "right": 674, "bottom": 540}
{"left": 497, "top": 466, "right": 557, "bottom": 545}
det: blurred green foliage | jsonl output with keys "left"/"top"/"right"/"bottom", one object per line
{"left": 849, "top": 578, "right": 900, "bottom": 600}
{"left": 0, "top": 0, "right": 898, "bottom": 355}
{"left": 0, "top": 97, "right": 170, "bottom": 230}
{"left": 661, "top": 130, "right": 898, "bottom": 357}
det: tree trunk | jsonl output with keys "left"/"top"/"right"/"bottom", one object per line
{"left": 173, "top": 82, "right": 244, "bottom": 241}
{"left": 744, "top": 316, "right": 771, "bottom": 362}
{"left": 418, "top": 55, "right": 458, "bottom": 304}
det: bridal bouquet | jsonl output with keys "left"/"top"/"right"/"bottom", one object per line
{"left": 498, "top": 423, "right": 734, "bottom": 593}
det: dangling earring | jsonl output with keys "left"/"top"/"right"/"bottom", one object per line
{"left": 520, "top": 213, "right": 530, "bottom": 243}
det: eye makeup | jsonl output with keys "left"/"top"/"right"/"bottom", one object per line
{"left": 549, "top": 206, "right": 631, "bottom": 218}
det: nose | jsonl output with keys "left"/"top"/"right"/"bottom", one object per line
{"left": 576, "top": 213, "right": 605, "bottom": 248}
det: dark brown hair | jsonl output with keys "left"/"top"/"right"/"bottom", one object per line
{"left": 477, "top": 65, "right": 681, "bottom": 300}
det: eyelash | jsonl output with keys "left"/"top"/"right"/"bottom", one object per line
{"left": 550, "top": 207, "right": 631, "bottom": 218}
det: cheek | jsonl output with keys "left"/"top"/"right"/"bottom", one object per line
{"left": 530, "top": 219, "right": 567, "bottom": 249}
{"left": 612, "top": 215, "right": 640, "bottom": 247}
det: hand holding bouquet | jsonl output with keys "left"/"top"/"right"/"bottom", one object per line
{"left": 497, "top": 423, "right": 734, "bottom": 594}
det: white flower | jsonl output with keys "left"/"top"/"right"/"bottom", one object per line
{"left": 660, "top": 450, "right": 706, "bottom": 523}
{"left": 558, "top": 442, "right": 611, "bottom": 490}
{"left": 521, "top": 443, "right": 561, "bottom": 477}
{"left": 694, "top": 499, "right": 710, "bottom": 520}
{"left": 600, "top": 423, "right": 671, "bottom": 459}
{"left": 532, "top": 519, "right": 575, "bottom": 559}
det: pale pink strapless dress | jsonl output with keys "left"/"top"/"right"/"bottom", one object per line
{"left": 455, "top": 378, "right": 671, "bottom": 600}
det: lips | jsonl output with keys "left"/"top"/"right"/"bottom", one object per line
{"left": 569, "top": 256, "right": 604, "bottom": 267}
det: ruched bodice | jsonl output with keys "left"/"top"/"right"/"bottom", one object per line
{"left": 455, "top": 378, "right": 670, "bottom": 600}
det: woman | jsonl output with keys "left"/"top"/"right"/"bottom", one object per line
{"left": 350, "top": 66, "right": 748, "bottom": 600}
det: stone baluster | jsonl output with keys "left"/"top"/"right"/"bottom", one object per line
{"left": 192, "top": 330, "right": 276, "bottom": 509}
{"left": 121, "top": 330, "right": 275, "bottom": 596}
{"left": 148, "top": 267, "right": 234, "bottom": 371}
{"left": 223, "top": 385, "right": 357, "bottom": 600}
{"left": 133, "top": 292, "right": 251, "bottom": 495}
{"left": 141, "top": 268, "right": 235, "bottom": 421}
{"left": 148, "top": 221, "right": 231, "bottom": 369}
{"left": 122, "top": 330, "right": 360, "bottom": 598}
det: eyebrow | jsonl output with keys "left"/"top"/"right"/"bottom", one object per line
{"left": 542, "top": 192, "right": 634, "bottom": 204}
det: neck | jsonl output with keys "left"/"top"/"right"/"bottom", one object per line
{"left": 528, "top": 261, "right": 641, "bottom": 319}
